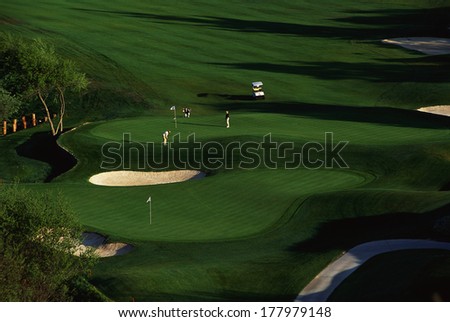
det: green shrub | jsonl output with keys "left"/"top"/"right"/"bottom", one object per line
{"left": 0, "top": 185, "right": 96, "bottom": 301}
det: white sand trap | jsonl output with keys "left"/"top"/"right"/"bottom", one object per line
{"left": 75, "top": 232, "right": 133, "bottom": 258}
{"left": 418, "top": 105, "right": 450, "bottom": 117}
{"left": 382, "top": 37, "right": 450, "bottom": 55}
{"left": 95, "top": 243, "right": 134, "bottom": 257}
{"left": 89, "top": 170, "right": 205, "bottom": 187}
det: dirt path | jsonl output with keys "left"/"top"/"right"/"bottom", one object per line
{"left": 417, "top": 105, "right": 450, "bottom": 117}
{"left": 382, "top": 37, "right": 450, "bottom": 55}
{"left": 295, "top": 239, "right": 450, "bottom": 302}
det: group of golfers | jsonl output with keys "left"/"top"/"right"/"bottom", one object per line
{"left": 163, "top": 110, "right": 230, "bottom": 145}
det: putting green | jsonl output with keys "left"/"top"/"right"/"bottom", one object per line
{"left": 87, "top": 113, "right": 449, "bottom": 146}
{"left": 44, "top": 112, "right": 447, "bottom": 242}
{"left": 26, "top": 168, "right": 367, "bottom": 241}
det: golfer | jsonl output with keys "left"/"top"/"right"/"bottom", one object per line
{"left": 162, "top": 130, "right": 171, "bottom": 146}
{"left": 225, "top": 110, "right": 230, "bottom": 128}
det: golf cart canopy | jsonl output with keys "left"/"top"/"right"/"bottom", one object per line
{"left": 251, "top": 81, "right": 265, "bottom": 98}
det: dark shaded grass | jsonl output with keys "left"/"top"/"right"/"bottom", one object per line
{"left": 212, "top": 56, "right": 450, "bottom": 83}
{"left": 204, "top": 101, "right": 450, "bottom": 129}
{"left": 72, "top": 6, "right": 450, "bottom": 40}
{"left": 329, "top": 249, "right": 450, "bottom": 301}
{"left": 15, "top": 131, "right": 77, "bottom": 182}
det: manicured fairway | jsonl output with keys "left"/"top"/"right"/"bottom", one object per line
{"left": 3, "top": 0, "right": 450, "bottom": 113}
{"left": 1, "top": 0, "right": 450, "bottom": 301}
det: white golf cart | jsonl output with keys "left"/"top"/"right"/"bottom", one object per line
{"left": 252, "top": 81, "right": 265, "bottom": 99}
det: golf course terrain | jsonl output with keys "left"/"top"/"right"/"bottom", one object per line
{"left": 1, "top": 0, "right": 450, "bottom": 301}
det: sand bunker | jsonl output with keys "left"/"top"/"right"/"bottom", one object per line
{"left": 95, "top": 243, "right": 134, "bottom": 257}
{"left": 75, "top": 232, "right": 133, "bottom": 258}
{"left": 417, "top": 105, "right": 450, "bottom": 117}
{"left": 382, "top": 38, "right": 450, "bottom": 55}
{"left": 89, "top": 170, "right": 205, "bottom": 187}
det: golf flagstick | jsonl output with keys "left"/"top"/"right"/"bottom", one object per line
{"left": 147, "top": 196, "right": 152, "bottom": 225}
{"left": 170, "top": 105, "right": 177, "bottom": 128}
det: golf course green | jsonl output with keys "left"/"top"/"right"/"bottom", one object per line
{"left": 1, "top": 0, "right": 450, "bottom": 301}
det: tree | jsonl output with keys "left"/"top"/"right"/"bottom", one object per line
{"left": 0, "top": 86, "right": 21, "bottom": 120}
{"left": 0, "top": 185, "right": 96, "bottom": 301}
{"left": 0, "top": 33, "right": 88, "bottom": 136}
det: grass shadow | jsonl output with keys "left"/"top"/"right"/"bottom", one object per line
{"left": 212, "top": 56, "right": 450, "bottom": 83}
{"left": 72, "top": 7, "right": 450, "bottom": 40}
{"left": 289, "top": 202, "right": 450, "bottom": 253}
{"left": 205, "top": 100, "right": 450, "bottom": 129}
{"left": 15, "top": 131, "right": 77, "bottom": 182}
{"left": 197, "top": 92, "right": 254, "bottom": 101}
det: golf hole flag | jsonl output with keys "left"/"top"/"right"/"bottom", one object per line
{"left": 170, "top": 106, "right": 177, "bottom": 128}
